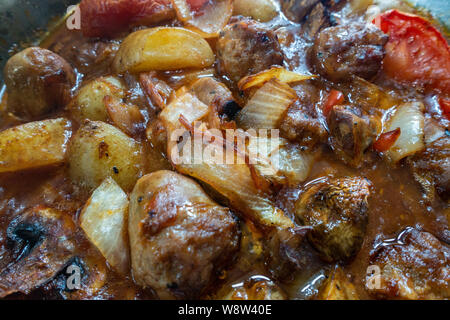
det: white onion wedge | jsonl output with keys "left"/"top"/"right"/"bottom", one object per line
{"left": 159, "top": 90, "right": 210, "bottom": 130}
{"left": 237, "top": 79, "right": 297, "bottom": 130}
{"left": 385, "top": 102, "right": 425, "bottom": 163}
{"left": 248, "top": 136, "right": 314, "bottom": 187}
{"left": 238, "top": 67, "right": 316, "bottom": 91}
{"left": 80, "top": 177, "right": 130, "bottom": 275}
{"left": 172, "top": 0, "right": 233, "bottom": 38}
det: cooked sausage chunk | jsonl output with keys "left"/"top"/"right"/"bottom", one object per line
{"left": 408, "top": 136, "right": 450, "bottom": 201}
{"left": 310, "top": 22, "right": 388, "bottom": 81}
{"left": 327, "top": 104, "right": 379, "bottom": 167}
{"left": 366, "top": 228, "right": 450, "bottom": 299}
{"left": 217, "top": 18, "right": 284, "bottom": 83}
{"left": 3, "top": 47, "right": 76, "bottom": 119}
{"left": 128, "top": 171, "right": 240, "bottom": 299}
{"left": 295, "top": 177, "right": 372, "bottom": 262}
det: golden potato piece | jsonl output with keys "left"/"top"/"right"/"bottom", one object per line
{"left": 68, "top": 121, "right": 144, "bottom": 191}
{"left": 0, "top": 118, "right": 71, "bottom": 173}
{"left": 234, "top": 0, "right": 278, "bottom": 22}
{"left": 112, "top": 27, "right": 215, "bottom": 73}
{"left": 68, "top": 76, "right": 125, "bottom": 123}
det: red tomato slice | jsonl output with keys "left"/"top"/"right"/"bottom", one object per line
{"left": 80, "top": 0, "right": 173, "bottom": 38}
{"left": 322, "top": 89, "right": 344, "bottom": 117}
{"left": 439, "top": 97, "right": 450, "bottom": 121}
{"left": 373, "top": 128, "right": 401, "bottom": 152}
{"left": 373, "top": 10, "right": 450, "bottom": 94}
{"left": 187, "top": 0, "right": 209, "bottom": 11}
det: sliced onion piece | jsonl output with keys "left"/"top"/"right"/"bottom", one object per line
{"left": 80, "top": 177, "right": 130, "bottom": 275}
{"left": 238, "top": 67, "right": 316, "bottom": 91}
{"left": 175, "top": 160, "right": 294, "bottom": 229}
{"left": 172, "top": 0, "right": 233, "bottom": 38}
{"left": 159, "top": 90, "right": 210, "bottom": 130}
{"left": 248, "top": 136, "right": 314, "bottom": 187}
{"left": 237, "top": 79, "right": 297, "bottom": 130}
{"left": 385, "top": 102, "right": 425, "bottom": 163}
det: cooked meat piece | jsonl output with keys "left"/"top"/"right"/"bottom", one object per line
{"left": 327, "top": 104, "right": 379, "bottom": 167}
{"left": 280, "top": 0, "right": 321, "bottom": 23}
{"left": 310, "top": 22, "right": 388, "bottom": 81}
{"left": 217, "top": 18, "right": 284, "bottom": 83}
{"left": 280, "top": 99, "right": 328, "bottom": 147}
{"left": 128, "top": 170, "right": 240, "bottom": 299}
{"left": 366, "top": 228, "right": 450, "bottom": 300}
{"left": 3, "top": 47, "right": 76, "bottom": 119}
{"left": 0, "top": 207, "right": 77, "bottom": 298}
{"left": 302, "top": 2, "right": 331, "bottom": 40}
{"left": 408, "top": 135, "right": 450, "bottom": 201}
{"left": 317, "top": 267, "right": 359, "bottom": 300}
{"left": 295, "top": 176, "right": 372, "bottom": 262}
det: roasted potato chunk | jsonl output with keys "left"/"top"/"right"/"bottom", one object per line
{"left": 68, "top": 120, "right": 144, "bottom": 191}
{"left": 113, "top": 27, "right": 215, "bottom": 73}
{"left": 295, "top": 177, "right": 372, "bottom": 262}
{"left": 128, "top": 170, "right": 240, "bottom": 299}
{"left": 0, "top": 118, "right": 71, "bottom": 173}
{"left": 68, "top": 76, "right": 125, "bottom": 123}
{"left": 4, "top": 47, "right": 76, "bottom": 119}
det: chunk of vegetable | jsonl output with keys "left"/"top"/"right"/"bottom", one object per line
{"left": 233, "top": 0, "right": 278, "bottom": 22}
{"left": 69, "top": 76, "right": 125, "bottom": 123}
{"left": 172, "top": 0, "right": 233, "bottom": 38}
{"left": 322, "top": 89, "right": 344, "bottom": 117}
{"left": 68, "top": 121, "right": 144, "bottom": 191}
{"left": 384, "top": 102, "right": 425, "bottom": 163}
{"left": 238, "top": 67, "right": 316, "bottom": 91}
{"left": 237, "top": 79, "right": 297, "bottom": 130}
{"left": 80, "top": 177, "right": 130, "bottom": 275}
{"left": 373, "top": 10, "right": 450, "bottom": 93}
{"left": 112, "top": 27, "right": 215, "bottom": 73}
{"left": 0, "top": 118, "right": 71, "bottom": 173}
{"left": 373, "top": 128, "right": 401, "bottom": 153}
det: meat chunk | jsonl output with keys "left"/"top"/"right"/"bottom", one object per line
{"left": 0, "top": 207, "right": 77, "bottom": 298}
{"left": 280, "top": 97, "right": 328, "bottom": 147}
{"left": 217, "top": 18, "right": 284, "bottom": 83}
{"left": 280, "top": 0, "right": 321, "bottom": 23}
{"left": 128, "top": 171, "right": 240, "bottom": 299}
{"left": 408, "top": 135, "right": 450, "bottom": 201}
{"left": 3, "top": 47, "right": 76, "bottom": 119}
{"left": 310, "top": 22, "right": 388, "bottom": 81}
{"left": 295, "top": 177, "right": 372, "bottom": 262}
{"left": 327, "top": 104, "right": 379, "bottom": 167}
{"left": 366, "top": 228, "right": 450, "bottom": 300}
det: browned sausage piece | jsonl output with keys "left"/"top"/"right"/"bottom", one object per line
{"left": 310, "top": 22, "right": 388, "bottom": 81}
{"left": 4, "top": 47, "right": 76, "bottom": 119}
{"left": 217, "top": 18, "right": 284, "bottom": 83}
{"left": 128, "top": 170, "right": 240, "bottom": 299}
